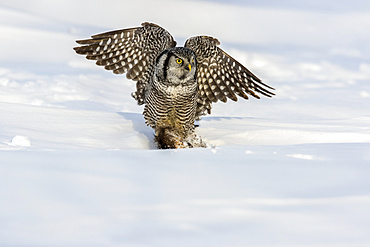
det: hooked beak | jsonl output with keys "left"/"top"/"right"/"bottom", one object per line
{"left": 188, "top": 64, "right": 192, "bottom": 72}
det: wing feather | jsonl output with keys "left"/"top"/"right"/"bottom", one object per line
{"left": 74, "top": 22, "right": 177, "bottom": 104}
{"left": 185, "top": 36, "right": 274, "bottom": 117}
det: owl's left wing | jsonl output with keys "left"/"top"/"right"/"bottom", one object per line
{"left": 74, "top": 22, "right": 176, "bottom": 104}
{"left": 185, "top": 36, "right": 274, "bottom": 117}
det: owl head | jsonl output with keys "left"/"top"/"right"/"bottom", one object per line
{"left": 155, "top": 47, "right": 197, "bottom": 85}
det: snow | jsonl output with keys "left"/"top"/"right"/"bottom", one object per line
{"left": 1, "top": 0, "right": 370, "bottom": 246}
{"left": 8, "top": 135, "right": 31, "bottom": 147}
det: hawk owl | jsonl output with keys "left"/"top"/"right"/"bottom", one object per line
{"left": 74, "top": 22, "right": 274, "bottom": 149}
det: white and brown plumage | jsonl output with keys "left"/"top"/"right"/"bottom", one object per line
{"left": 74, "top": 22, "right": 274, "bottom": 149}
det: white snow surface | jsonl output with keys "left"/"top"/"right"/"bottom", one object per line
{"left": 1, "top": 1, "right": 370, "bottom": 246}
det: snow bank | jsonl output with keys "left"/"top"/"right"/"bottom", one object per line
{"left": 2, "top": 102, "right": 369, "bottom": 151}
{"left": 1, "top": 144, "right": 370, "bottom": 247}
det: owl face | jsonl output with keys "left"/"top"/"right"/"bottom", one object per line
{"left": 155, "top": 47, "right": 197, "bottom": 85}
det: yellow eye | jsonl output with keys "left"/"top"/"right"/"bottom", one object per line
{"left": 176, "top": 59, "right": 182, "bottom": 64}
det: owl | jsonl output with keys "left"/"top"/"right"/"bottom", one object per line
{"left": 74, "top": 22, "right": 274, "bottom": 149}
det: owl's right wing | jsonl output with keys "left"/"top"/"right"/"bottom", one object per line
{"left": 74, "top": 22, "right": 176, "bottom": 104}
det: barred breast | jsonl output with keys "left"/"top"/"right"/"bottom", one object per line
{"left": 143, "top": 77, "right": 198, "bottom": 148}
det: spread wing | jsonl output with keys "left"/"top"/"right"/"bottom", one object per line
{"left": 74, "top": 22, "right": 176, "bottom": 104}
{"left": 185, "top": 36, "right": 274, "bottom": 118}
